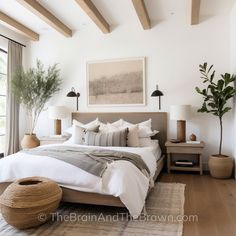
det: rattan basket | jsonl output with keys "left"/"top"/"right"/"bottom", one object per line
{"left": 0, "top": 177, "right": 62, "bottom": 229}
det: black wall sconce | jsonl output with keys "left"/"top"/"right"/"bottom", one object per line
{"left": 151, "top": 85, "right": 164, "bottom": 110}
{"left": 67, "top": 87, "right": 80, "bottom": 111}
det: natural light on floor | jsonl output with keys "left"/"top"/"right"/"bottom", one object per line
{"left": 0, "top": 50, "right": 7, "bottom": 154}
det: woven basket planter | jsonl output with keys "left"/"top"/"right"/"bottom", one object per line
{"left": 0, "top": 177, "right": 62, "bottom": 229}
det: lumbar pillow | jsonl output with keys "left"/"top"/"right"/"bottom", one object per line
{"left": 84, "top": 128, "right": 128, "bottom": 147}
{"left": 99, "top": 123, "right": 139, "bottom": 147}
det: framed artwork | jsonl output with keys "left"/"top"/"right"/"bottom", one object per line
{"left": 87, "top": 57, "right": 146, "bottom": 106}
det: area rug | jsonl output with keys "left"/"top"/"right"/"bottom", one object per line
{"left": 0, "top": 182, "right": 185, "bottom": 236}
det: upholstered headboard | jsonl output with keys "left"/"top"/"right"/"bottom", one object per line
{"left": 72, "top": 112, "right": 167, "bottom": 153}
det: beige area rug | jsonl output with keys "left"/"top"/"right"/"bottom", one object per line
{"left": 0, "top": 182, "right": 185, "bottom": 236}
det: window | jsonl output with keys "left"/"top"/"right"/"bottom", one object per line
{"left": 0, "top": 49, "right": 7, "bottom": 155}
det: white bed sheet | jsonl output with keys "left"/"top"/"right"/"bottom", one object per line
{"left": 0, "top": 143, "right": 161, "bottom": 218}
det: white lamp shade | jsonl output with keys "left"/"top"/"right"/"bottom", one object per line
{"left": 48, "top": 106, "right": 69, "bottom": 120}
{"left": 170, "top": 105, "right": 191, "bottom": 120}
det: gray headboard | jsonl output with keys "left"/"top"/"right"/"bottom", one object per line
{"left": 72, "top": 112, "right": 167, "bottom": 153}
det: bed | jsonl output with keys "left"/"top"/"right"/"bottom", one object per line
{"left": 0, "top": 112, "right": 167, "bottom": 218}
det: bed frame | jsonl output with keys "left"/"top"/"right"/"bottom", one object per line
{"left": 0, "top": 112, "right": 167, "bottom": 207}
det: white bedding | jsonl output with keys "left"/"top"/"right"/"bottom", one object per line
{"left": 0, "top": 143, "right": 161, "bottom": 218}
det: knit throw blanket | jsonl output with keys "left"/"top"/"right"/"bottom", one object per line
{"left": 22, "top": 146, "right": 150, "bottom": 178}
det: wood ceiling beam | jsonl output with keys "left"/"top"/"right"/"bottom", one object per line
{"left": 74, "top": 0, "right": 110, "bottom": 33}
{"left": 0, "top": 11, "right": 39, "bottom": 41}
{"left": 132, "top": 0, "right": 151, "bottom": 30}
{"left": 17, "top": 0, "right": 72, "bottom": 37}
{"left": 191, "top": 0, "right": 201, "bottom": 25}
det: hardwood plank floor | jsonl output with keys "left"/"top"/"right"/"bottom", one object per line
{"left": 159, "top": 173, "right": 236, "bottom": 236}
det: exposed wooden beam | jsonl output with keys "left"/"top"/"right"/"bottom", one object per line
{"left": 191, "top": 0, "right": 201, "bottom": 25}
{"left": 17, "top": 0, "right": 72, "bottom": 37}
{"left": 74, "top": 0, "right": 110, "bottom": 33}
{"left": 0, "top": 11, "right": 39, "bottom": 41}
{"left": 132, "top": 0, "right": 151, "bottom": 30}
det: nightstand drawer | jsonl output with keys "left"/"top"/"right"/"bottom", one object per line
{"left": 167, "top": 146, "right": 204, "bottom": 154}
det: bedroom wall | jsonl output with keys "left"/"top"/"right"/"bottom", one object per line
{"left": 27, "top": 13, "right": 234, "bottom": 170}
{"left": 0, "top": 24, "right": 30, "bottom": 143}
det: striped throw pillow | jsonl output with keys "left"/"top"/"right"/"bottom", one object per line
{"left": 84, "top": 128, "right": 128, "bottom": 147}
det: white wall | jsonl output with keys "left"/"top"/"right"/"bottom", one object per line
{"left": 28, "top": 14, "right": 234, "bottom": 169}
{"left": 0, "top": 24, "right": 30, "bottom": 142}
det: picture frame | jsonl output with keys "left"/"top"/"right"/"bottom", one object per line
{"left": 87, "top": 57, "right": 146, "bottom": 107}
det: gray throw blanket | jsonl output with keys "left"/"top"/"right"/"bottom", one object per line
{"left": 21, "top": 146, "right": 150, "bottom": 178}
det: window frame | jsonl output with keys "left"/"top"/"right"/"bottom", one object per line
{"left": 0, "top": 48, "right": 7, "bottom": 156}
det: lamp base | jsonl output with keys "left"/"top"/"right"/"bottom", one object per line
{"left": 177, "top": 120, "right": 186, "bottom": 142}
{"left": 54, "top": 119, "right": 61, "bottom": 135}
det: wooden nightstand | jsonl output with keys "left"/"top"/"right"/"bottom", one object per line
{"left": 39, "top": 136, "right": 69, "bottom": 146}
{"left": 165, "top": 141, "right": 205, "bottom": 175}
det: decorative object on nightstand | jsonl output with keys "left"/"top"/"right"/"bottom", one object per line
{"left": 170, "top": 139, "right": 181, "bottom": 143}
{"left": 170, "top": 105, "right": 191, "bottom": 142}
{"left": 151, "top": 85, "right": 164, "bottom": 110}
{"left": 67, "top": 87, "right": 80, "bottom": 111}
{"left": 196, "top": 62, "right": 236, "bottom": 179}
{"left": 165, "top": 141, "right": 204, "bottom": 175}
{"left": 49, "top": 106, "right": 69, "bottom": 135}
{"left": 187, "top": 134, "right": 200, "bottom": 144}
{"left": 190, "top": 134, "right": 196, "bottom": 141}
{"left": 0, "top": 177, "right": 62, "bottom": 229}
{"left": 39, "top": 135, "right": 69, "bottom": 146}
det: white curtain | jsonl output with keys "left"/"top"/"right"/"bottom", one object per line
{"left": 5, "top": 41, "right": 22, "bottom": 155}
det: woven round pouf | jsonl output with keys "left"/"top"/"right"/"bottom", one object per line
{"left": 0, "top": 177, "right": 62, "bottom": 229}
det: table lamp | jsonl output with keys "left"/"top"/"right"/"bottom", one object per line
{"left": 170, "top": 105, "right": 191, "bottom": 142}
{"left": 49, "top": 106, "right": 69, "bottom": 135}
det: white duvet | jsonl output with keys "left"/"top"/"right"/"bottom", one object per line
{"left": 0, "top": 144, "right": 161, "bottom": 218}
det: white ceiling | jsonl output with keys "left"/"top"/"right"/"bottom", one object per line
{"left": 0, "top": 0, "right": 235, "bottom": 36}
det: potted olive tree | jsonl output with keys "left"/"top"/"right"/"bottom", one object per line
{"left": 12, "top": 60, "right": 61, "bottom": 149}
{"left": 196, "top": 63, "right": 236, "bottom": 178}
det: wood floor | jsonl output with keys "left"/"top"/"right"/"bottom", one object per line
{"left": 159, "top": 172, "right": 236, "bottom": 236}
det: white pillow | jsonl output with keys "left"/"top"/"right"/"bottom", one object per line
{"left": 64, "top": 126, "right": 73, "bottom": 135}
{"left": 111, "top": 119, "right": 124, "bottom": 127}
{"left": 64, "top": 125, "right": 83, "bottom": 145}
{"left": 73, "top": 118, "right": 100, "bottom": 129}
{"left": 139, "top": 119, "right": 152, "bottom": 128}
{"left": 64, "top": 119, "right": 99, "bottom": 135}
{"left": 138, "top": 127, "right": 159, "bottom": 138}
{"left": 139, "top": 137, "right": 159, "bottom": 147}
{"left": 72, "top": 125, "right": 85, "bottom": 144}
{"left": 98, "top": 121, "right": 112, "bottom": 133}
{"left": 121, "top": 119, "right": 159, "bottom": 138}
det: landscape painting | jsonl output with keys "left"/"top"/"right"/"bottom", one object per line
{"left": 87, "top": 57, "right": 145, "bottom": 106}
